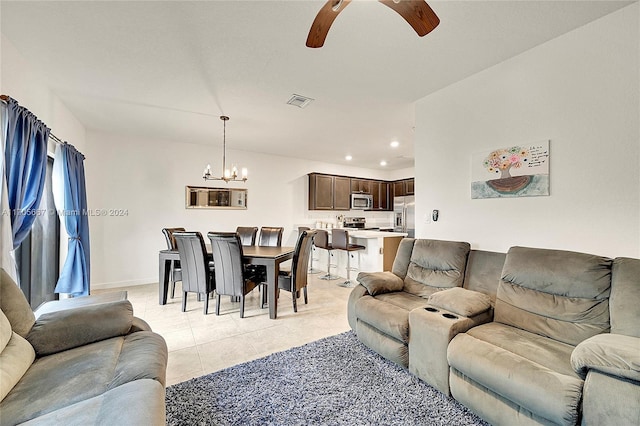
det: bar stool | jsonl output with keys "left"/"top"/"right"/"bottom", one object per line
{"left": 298, "top": 226, "right": 322, "bottom": 274}
{"left": 314, "top": 230, "right": 339, "bottom": 280}
{"left": 331, "top": 229, "right": 366, "bottom": 288}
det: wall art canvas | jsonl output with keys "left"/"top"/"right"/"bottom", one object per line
{"left": 471, "top": 140, "right": 550, "bottom": 199}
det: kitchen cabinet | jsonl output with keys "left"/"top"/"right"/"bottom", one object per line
{"left": 405, "top": 178, "right": 415, "bottom": 195}
{"left": 370, "top": 181, "right": 391, "bottom": 210}
{"left": 334, "top": 176, "right": 351, "bottom": 210}
{"left": 380, "top": 182, "right": 391, "bottom": 209}
{"left": 393, "top": 178, "right": 414, "bottom": 197}
{"left": 308, "top": 173, "right": 398, "bottom": 211}
{"left": 308, "top": 173, "right": 351, "bottom": 210}
{"left": 351, "top": 179, "right": 371, "bottom": 194}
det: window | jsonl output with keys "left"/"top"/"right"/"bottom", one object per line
{"left": 15, "top": 156, "right": 60, "bottom": 309}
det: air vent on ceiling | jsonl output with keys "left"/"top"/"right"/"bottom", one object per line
{"left": 286, "top": 94, "right": 314, "bottom": 109}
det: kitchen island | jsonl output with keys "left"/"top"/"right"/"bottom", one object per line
{"left": 347, "top": 230, "right": 407, "bottom": 273}
{"left": 312, "top": 229, "right": 408, "bottom": 279}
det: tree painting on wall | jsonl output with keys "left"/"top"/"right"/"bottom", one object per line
{"left": 471, "top": 140, "right": 550, "bottom": 199}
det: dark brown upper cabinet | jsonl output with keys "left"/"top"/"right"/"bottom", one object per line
{"left": 351, "top": 179, "right": 371, "bottom": 194}
{"left": 308, "top": 173, "right": 351, "bottom": 210}
{"left": 371, "top": 181, "right": 390, "bottom": 210}
{"left": 393, "top": 178, "right": 415, "bottom": 197}
{"left": 308, "top": 173, "right": 408, "bottom": 211}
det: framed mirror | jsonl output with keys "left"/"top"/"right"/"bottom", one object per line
{"left": 185, "top": 186, "right": 247, "bottom": 209}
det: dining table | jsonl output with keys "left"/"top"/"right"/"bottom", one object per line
{"left": 158, "top": 245, "right": 295, "bottom": 319}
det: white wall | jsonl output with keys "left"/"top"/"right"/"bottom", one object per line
{"left": 85, "top": 130, "right": 399, "bottom": 288}
{"left": 414, "top": 4, "right": 639, "bottom": 258}
{"left": 1, "top": 35, "right": 86, "bottom": 153}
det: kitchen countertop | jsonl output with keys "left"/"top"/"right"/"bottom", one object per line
{"left": 348, "top": 230, "right": 408, "bottom": 239}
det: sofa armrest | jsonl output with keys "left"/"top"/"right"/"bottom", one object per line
{"left": 130, "top": 316, "right": 152, "bottom": 333}
{"left": 427, "top": 287, "right": 492, "bottom": 318}
{"left": 356, "top": 271, "right": 404, "bottom": 296}
{"left": 26, "top": 300, "right": 134, "bottom": 356}
{"left": 571, "top": 333, "right": 640, "bottom": 382}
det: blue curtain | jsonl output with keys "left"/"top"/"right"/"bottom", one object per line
{"left": 54, "top": 143, "right": 90, "bottom": 296}
{"left": 4, "top": 98, "right": 49, "bottom": 250}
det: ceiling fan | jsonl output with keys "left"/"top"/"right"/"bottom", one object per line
{"left": 306, "top": 0, "right": 440, "bottom": 48}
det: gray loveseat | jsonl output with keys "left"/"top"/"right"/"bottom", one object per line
{"left": 348, "top": 238, "right": 640, "bottom": 426}
{"left": 0, "top": 269, "right": 168, "bottom": 425}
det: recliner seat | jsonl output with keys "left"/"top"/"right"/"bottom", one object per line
{"left": 447, "top": 246, "right": 612, "bottom": 426}
{"left": 348, "top": 238, "right": 470, "bottom": 367}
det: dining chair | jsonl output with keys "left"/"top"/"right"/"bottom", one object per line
{"left": 278, "top": 229, "right": 317, "bottom": 312}
{"left": 207, "top": 232, "right": 265, "bottom": 318}
{"left": 258, "top": 226, "right": 284, "bottom": 247}
{"left": 253, "top": 226, "right": 285, "bottom": 284}
{"left": 236, "top": 226, "right": 258, "bottom": 246}
{"left": 162, "top": 227, "right": 185, "bottom": 298}
{"left": 298, "top": 226, "right": 322, "bottom": 274}
{"left": 331, "top": 229, "right": 366, "bottom": 287}
{"left": 173, "top": 232, "right": 215, "bottom": 314}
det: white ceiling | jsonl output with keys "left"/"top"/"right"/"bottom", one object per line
{"left": 0, "top": 0, "right": 632, "bottom": 170}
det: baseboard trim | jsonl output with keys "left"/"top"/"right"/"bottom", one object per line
{"left": 92, "top": 278, "right": 156, "bottom": 290}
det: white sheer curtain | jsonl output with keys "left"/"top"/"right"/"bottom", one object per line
{"left": 0, "top": 101, "right": 18, "bottom": 282}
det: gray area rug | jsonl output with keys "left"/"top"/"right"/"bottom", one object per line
{"left": 166, "top": 331, "right": 489, "bottom": 425}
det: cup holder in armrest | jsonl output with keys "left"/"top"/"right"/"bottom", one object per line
{"left": 425, "top": 307, "right": 439, "bottom": 313}
{"left": 442, "top": 313, "right": 458, "bottom": 319}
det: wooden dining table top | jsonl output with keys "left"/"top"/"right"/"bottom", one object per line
{"left": 241, "top": 245, "right": 294, "bottom": 258}
{"left": 160, "top": 245, "right": 294, "bottom": 258}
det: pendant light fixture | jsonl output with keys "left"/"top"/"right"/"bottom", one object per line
{"left": 203, "top": 116, "right": 247, "bottom": 183}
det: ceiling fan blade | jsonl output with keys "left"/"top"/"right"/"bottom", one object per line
{"left": 379, "top": 0, "right": 440, "bottom": 37}
{"left": 306, "top": 0, "right": 352, "bottom": 48}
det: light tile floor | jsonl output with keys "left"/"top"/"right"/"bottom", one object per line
{"left": 95, "top": 274, "right": 352, "bottom": 386}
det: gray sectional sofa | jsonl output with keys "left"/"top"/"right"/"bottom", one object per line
{"left": 0, "top": 269, "right": 168, "bottom": 425}
{"left": 348, "top": 238, "right": 640, "bottom": 426}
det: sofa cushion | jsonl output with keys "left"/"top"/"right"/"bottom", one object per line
{"left": 427, "top": 287, "right": 491, "bottom": 317}
{"left": 448, "top": 323, "right": 583, "bottom": 426}
{"left": 356, "top": 320, "right": 409, "bottom": 367}
{"left": 0, "top": 310, "right": 35, "bottom": 402}
{"left": 0, "top": 331, "right": 167, "bottom": 424}
{"left": 610, "top": 257, "right": 640, "bottom": 337}
{"left": 357, "top": 271, "right": 404, "bottom": 296}
{"left": 1, "top": 309, "right": 11, "bottom": 352}
{"left": 462, "top": 250, "right": 506, "bottom": 303}
{"left": 390, "top": 238, "right": 415, "bottom": 280}
{"left": 403, "top": 240, "right": 470, "bottom": 297}
{"left": 0, "top": 268, "right": 35, "bottom": 338}
{"left": 20, "top": 379, "right": 166, "bottom": 425}
{"left": 355, "top": 292, "right": 428, "bottom": 342}
{"left": 27, "top": 300, "right": 134, "bottom": 356}
{"left": 496, "top": 246, "right": 612, "bottom": 346}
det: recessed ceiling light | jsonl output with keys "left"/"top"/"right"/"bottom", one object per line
{"left": 345, "top": 155, "right": 352, "bottom": 161}
{"left": 380, "top": 160, "right": 387, "bottom": 166}
{"left": 390, "top": 141, "right": 400, "bottom": 148}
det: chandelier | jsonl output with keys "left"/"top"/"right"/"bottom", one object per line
{"left": 203, "top": 116, "right": 248, "bottom": 183}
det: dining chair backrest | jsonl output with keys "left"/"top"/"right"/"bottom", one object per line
{"left": 291, "top": 230, "right": 317, "bottom": 292}
{"left": 162, "top": 227, "right": 186, "bottom": 250}
{"left": 236, "top": 226, "right": 258, "bottom": 246}
{"left": 173, "top": 231, "right": 212, "bottom": 293}
{"left": 258, "top": 227, "right": 283, "bottom": 247}
{"left": 208, "top": 232, "right": 246, "bottom": 297}
{"left": 314, "top": 229, "right": 330, "bottom": 250}
{"left": 331, "top": 229, "right": 350, "bottom": 250}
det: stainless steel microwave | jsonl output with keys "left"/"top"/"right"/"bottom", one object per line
{"left": 351, "top": 193, "right": 373, "bottom": 210}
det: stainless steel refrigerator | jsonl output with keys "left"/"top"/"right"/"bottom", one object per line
{"left": 393, "top": 195, "right": 415, "bottom": 237}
